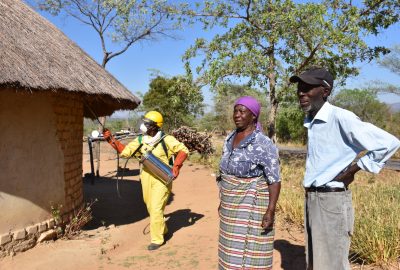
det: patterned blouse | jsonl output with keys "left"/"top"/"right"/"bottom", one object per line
{"left": 219, "top": 129, "right": 280, "bottom": 184}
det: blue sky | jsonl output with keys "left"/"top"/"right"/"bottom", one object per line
{"left": 31, "top": 2, "right": 400, "bottom": 113}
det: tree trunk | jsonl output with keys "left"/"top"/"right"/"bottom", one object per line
{"left": 267, "top": 97, "right": 278, "bottom": 141}
{"left": 95, "top": 56, "right": 109, "bottom": 177}
{"left": 266, "top": 53, "right": 278, "bottom": 142}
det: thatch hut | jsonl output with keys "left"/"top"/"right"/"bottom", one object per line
{"left": 0, "top": 0, "right": 140, "bottom": 255}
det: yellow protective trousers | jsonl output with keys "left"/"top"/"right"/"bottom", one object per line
{"left": 141, "top": 168, "right": 172, "bottom": 245}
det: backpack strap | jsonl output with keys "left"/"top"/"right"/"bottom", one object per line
{"left": 130, "top": 134, "right": 143, "bottom": 158}
{"left": 151, "top": 132, "right": 174, "bottom": 166}
{"left": 161, "top": 138, "right": 174, "bottom": 166}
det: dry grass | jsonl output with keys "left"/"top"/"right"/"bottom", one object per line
{"left": 277, "top": 157, "right": 305, "bottom": 227}
{"left": 350, "top": 170, "right": 400, "bottom": 267}
{"left": 190, "top": 135, "right": 400, "bottom": 267}
{"left": 277, "top": 157, "right": 400, "bottom": 268}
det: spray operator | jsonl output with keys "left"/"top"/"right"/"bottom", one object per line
{"left": 103, "top": 111, "right": 189, "bottom": 251}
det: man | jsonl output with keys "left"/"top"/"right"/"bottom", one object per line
{"left": 289, "top": 67, "right": 400, "bottom": 270}
{"left": 103, "top": 111, "right": 189, "bottom": 251}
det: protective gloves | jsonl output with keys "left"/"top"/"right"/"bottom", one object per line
{"left": 172, "top": 151, "right": 188, "bottom": 178}
{"left": 103, "top": 129, "right": 125, "bottom": 153}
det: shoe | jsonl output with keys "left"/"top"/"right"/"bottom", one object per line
{"left": 147, "top": 243, "right": 162, "bottom": 251}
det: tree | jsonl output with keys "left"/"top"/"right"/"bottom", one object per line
{"left": 182, "top": 0, "right": 399, "bottom": 140}
{"left": 276, "top": 105, "right": 306, "bottom": 143}
{"left": 368, "top": 44, "right": 400, "bottom": 95}
{"left": 195, "top": 111, "right": 219, "bottom": 132}
{"left": 331, "top": 88, "right": 390, "bottom": 128}
{"left": 35, "top": 0, "right": 183, "bottom": 176}
{"left": 211, "top": 83, "right": 267, "bottom": 134}
{"left": 36, "top": 0, "right": 181, "bottom": 67}
{"left": 142, "top": 75, "right": 204, "bottom": 131}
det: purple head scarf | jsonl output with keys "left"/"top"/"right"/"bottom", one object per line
{"left": 234, "top": 96, "right": 263, "bottom": 131}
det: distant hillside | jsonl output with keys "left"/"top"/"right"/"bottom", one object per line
{"left": 389, "top": 103, "right": 400, "bottom": 113}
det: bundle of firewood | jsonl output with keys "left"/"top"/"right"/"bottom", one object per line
{"left": 172, "top": 126, "right": 214, "bottom": 156}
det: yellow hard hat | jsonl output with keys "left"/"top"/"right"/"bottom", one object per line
{"left": 143, "top": 111, "right": 163, "bottom": 128}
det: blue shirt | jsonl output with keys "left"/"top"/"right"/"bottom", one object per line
{"left": 304, "top": 102, "right": 400, "bottom": 188}
{"left": 219, "top": 129, "right": 280, "bottom": 184}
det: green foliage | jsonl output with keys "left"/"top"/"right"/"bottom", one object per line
{"left": 183, "top": 0, "right": 399, "bottom": 138}
{"left": 83, "top": 118, "right": 133, "bottom": 136}
{"left": 107, "top": 119, "right": 126, "bottom": 132}
{"left": 388, "top": 112, "right": 400, "bottom": 140}
{"left": 211, "top": 83, "right": 267, "bottom": 133}
{"left": 276, "top": 105, "right": 306, "bottom": 143}
{"left": 331, "top": 88, "right": 390, "bottom": 128}
{"left": 142, "top": 75, "right": 204, "bottom": 131}
{"left": 195, "top": 112, "right": 218, "bottom": 131}
{"left": 83, "top": 119, "right": 98, "bottom": 137}
{"left": 50, "top": 203, "right": 63, "bottom": 224}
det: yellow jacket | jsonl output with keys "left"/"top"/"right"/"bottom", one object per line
{"left": 120, "top": 133, "right": 189, "bottom": 165}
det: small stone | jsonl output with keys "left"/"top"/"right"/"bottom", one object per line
{"left": 26, "top": 225, "right": 38, "bottom": 235}
{"left": 47, "top": 219, "right": 55, "bottom": 229}
{"left": 37, "top": 230, "right": 57, "bottom": 243}
{"left": 0, "top": 234, "right": 12, "bottom": 245}
{"left": 38, "top": 222, "right": 48, "bottom": 233}
{"left": 97, "top": 226, "right": 106, "bottom": 232}
{"left": 14, "top": 229, "right": 27, "bottom": 240}
{"left": 107, "top": 224, "right": 116, "bottom": 230}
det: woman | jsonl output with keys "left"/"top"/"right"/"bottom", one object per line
{"left": 218, "top": 96, "right": 281, "bottom": 269}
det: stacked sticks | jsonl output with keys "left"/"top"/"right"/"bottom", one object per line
{"left": 172, "top": 126, "right": 214, "bottom": 156}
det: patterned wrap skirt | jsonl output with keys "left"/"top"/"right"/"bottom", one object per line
{"left": 218, "top": 174, "right": 274, "bottom": 270}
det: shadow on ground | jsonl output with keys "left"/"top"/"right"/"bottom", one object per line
{"left": 274, "top": 239, "right": 306, "bottom": 270}
{"left": 164, "top": 209, "right": 204, "bottom": 242}
{"left": 115, "top": 168, "right": 140, "bottom": 177}
{"left": 82, "top": 175, "right": 178, "bottom": 230}
{"left": 83, "top": 176, "right": 148, "bottom": 229}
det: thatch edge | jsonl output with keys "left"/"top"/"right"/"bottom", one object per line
{"left": 0, "top": 83, "right": 141, "bottom": 118}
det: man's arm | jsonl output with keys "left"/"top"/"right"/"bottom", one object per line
{"left": 340, "top": 113, "right": 400, "bottom": 174}
{"left": 334, "top": 163, "right": 361, "bottom": 187}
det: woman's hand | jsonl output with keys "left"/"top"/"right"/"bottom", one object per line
{"left": 262, "top": 182, "right": 281, "bottom": 230}
{"left": 261, "top": 209, "right": 275, "bottom": 230}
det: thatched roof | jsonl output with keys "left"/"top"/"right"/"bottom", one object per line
{"left": 0, "top": 0, "right": 141, "bottom": 117}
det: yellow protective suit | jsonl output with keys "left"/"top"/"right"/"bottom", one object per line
{"left": 120, "top": 133, "right": 189, "bottom": 245}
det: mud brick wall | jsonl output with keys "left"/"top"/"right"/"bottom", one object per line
{"left": 0, "top": 91, "right": 85, "bottom": 257}
{"left": 53, "top": 93, "right": 84, "bottom": 217}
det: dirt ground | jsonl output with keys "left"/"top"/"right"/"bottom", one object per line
{"left": 0, "top": 144, "right": 312, "bottom": 270}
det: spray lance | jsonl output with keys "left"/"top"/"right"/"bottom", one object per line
{"left": 85, "top": 103, "right": 127, "bottom": 198}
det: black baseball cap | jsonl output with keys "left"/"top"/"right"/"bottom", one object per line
{"left": 290, "top": 67, "right": 334, "bottom": 89}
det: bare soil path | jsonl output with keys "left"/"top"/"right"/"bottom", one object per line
{"left": 0, "top": 144, "right": 306, "bottom": 270}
